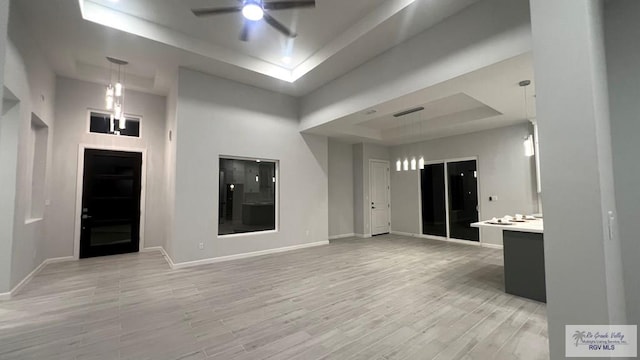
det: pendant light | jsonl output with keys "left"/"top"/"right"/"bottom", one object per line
{"left": 519, "top": 80, "right": 535, "bottom": 157}
{"left": 106, "top": 57, "right": 128, "bottom": 131}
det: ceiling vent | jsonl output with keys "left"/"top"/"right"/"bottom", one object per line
{"left": 393, "top": 106, "right": 425, "bottom": 118}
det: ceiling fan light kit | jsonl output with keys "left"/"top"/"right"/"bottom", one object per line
{"left": 242, "top": 1, "right": 264, "bottom": 21}
{"left": 192, "top": 0, "right": 316, "bottom": 42}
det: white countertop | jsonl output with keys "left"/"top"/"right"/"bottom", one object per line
{"left": 471, "top": 218, "right": 544, "bottom": 234}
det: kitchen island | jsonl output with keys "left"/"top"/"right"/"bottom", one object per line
{"left": 472, "top": 219, "right": 546, "bottom": 302}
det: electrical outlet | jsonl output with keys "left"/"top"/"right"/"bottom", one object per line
{"left": 199, "top": 242, "right": 204, "bottom": 250}
{"left": 489, "top": 195, "right": 498, "bottom": 202}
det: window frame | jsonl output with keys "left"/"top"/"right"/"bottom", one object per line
{"left": 217, "top": 155, "right": 280, "bottom": 239}
{"left": 86, "top": 108, "right": 143, "bottom": 138}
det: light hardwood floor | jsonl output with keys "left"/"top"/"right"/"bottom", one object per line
{"left": 0, "top": 235, "right": 549, "bottom": 360}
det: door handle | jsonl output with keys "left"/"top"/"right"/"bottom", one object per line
{"left": 82, "top": 215, "right": 92, "bottom": 220}
{"left": 372, "top": 206, "right": 376, "bottom": 209}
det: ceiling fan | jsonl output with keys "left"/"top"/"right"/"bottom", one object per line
{"left": 192, "top": 0, "right": 316, "bottom": 41}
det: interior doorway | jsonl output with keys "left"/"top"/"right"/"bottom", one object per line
{"left": 370, "top": 160, "right": 391, "bottom": 236}
{"left": 79, "top": 149, "right": 142, "bottom": 258}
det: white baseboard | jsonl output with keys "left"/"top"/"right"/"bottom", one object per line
{"left": 329, "top": 233, "right": 355, "bottom": 240}
{"left": 354, "top": 233, "right": 372, "bottom": 238}
{"left": 0, "top": 256, "right": 74, "bottom": 301}
{"left": 141, "top": 247, "right": 174, "bottom": 268}
{"left": 164, "top": 241, "right": 330, "bottom": 270}
{"left": 481, "top": 243, "right": 504, "bottom": 250}
{"left": 390, "top": 231, "right": 418, "bottom": 237}
{"left": 392, "top": 231, "right": 497, "bottom": 249}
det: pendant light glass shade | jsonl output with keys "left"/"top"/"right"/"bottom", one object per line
{"left": 114, "top": 102, "right": 122, "bottom": 120}
{"left": 105, "top": 57, "right": 129, "bottom": 131}
{"left": 396, "top": 160, "right": 401, "bottom": 172}
{"left": 403, "top": 159, "right": 409, "bottom": 171}
{"left": 106, "top": 95, "right": 114, "bottom": 110}
{"left": 524, "top": 135, "right": 535, "bottom": 157}
{"left": 418, "top": 157, "right": 425, "bottom": 170}
{"left": 410, "top": 158, "right": 417, "bottom": 171}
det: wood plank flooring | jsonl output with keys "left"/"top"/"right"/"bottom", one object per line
{"left": 0, "top": 235, "right": 549, "bottom": 360}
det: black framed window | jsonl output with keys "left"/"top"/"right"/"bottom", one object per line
{"left": 219, "top": 158, "right": 277, "bottom": 236}
{"left": 89, "top": 111, "right": 140, "bottom": 137}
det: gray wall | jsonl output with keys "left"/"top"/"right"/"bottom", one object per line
{"left": 164, "top": 72, "right": 178, "bottom": 254}
{"left": 604, "top": 0, "right": 640, "bottom": 326}
{"left": 168, "top": 68, "right": 328, "bottom": 264}
{"left": 300, "top": 0, "right": 532, "bottom": 131}
{"left": 352, "top": 144, "right": 364, "bottom": 236}
{"left": 49, "top": 77, "right": 167, "bottom": 258}
{"left": 0, "top": 0, "right": 7, "bottom": 113}
{"left": 0, "top": 0, "right": 13, "bottom": 293}
{"left": 390, "top": 124, "right": 538, "bottom": 246}
{"left": 328, "top": 139, "right": 354, "bottom": 238}
{"left": 1, "top": 5, "right": 56, "bottom": 292}
{"left": 531, "top": 1, "right": 626, "bottom": 358}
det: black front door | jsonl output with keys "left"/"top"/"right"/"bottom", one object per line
{"left": 80, "top": 149, "right": 142, "bottom": 258}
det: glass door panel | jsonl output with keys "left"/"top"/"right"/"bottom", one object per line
{"left": 420, "top": 163, "right": 447, "bottom": 237}
{"left": 447, "top": 160, "right": 479, "bottom": 241}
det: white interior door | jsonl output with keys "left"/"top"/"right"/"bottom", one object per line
{"left": 370, "top": 161, "right": 390, "bottom": 236}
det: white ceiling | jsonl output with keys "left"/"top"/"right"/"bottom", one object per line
{"left": 305, "top": 53, "right": 537, "bottom": 146}
{"left": 14, "top": 0, "right": 480, "bottom": 96}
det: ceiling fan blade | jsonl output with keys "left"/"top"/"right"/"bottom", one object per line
{"left": 263, "top": 1, "right": 316, "bottom": 10}
{"left": 240, "top": 22, "right": 250, "bottom": 42}
{"left": 263, "top": 13, "right": 297, "bottom": 38}
{"left": 192, "top": 6, "right": 243, "bottom": 17}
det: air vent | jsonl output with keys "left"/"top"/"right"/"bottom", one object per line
{"left": 393, "top": 106, "right": 425, "bottom": 118}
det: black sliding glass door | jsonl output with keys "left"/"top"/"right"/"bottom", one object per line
{"left": 420, "top": 164, "right": 447, "bottom": 237}
{"left": 420, "top": 159, "right": 480, "bottom": 242}
{"left": 447, "top": 160, "right": 479, "bottom": 241}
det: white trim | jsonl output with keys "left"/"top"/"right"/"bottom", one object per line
{"left": 390, "top": 230, "right": 417, "bottom": 237}
{"left": 167, "top": 241, "right": 329, "bottom": 269}
{"left": 140, "top": 247, "right": 175, "bottom": 267}
{"left": 369, "top": 159, "right": 391, "bottom": 236}
{"left": 391, "top": 231, "right": 493, "bottom": 249}
{"left": 86, "top": 108, "right": 142, "bottom": 138}
{"left": 0, "top": 256, "right": 75, "bottom": 300}
{"left": 329, "top": 233, "right": 356, "bottom": 240}
{"left": 354, "top": 233, "right": 372, "bottom": 238}
{"left": 74, "top": 144, "right": 148, "bottom": 260}
{"left": 420, "top": 234, "right": 449, "bottom": 242}
{"left": 446, "top": 237, "right": 482, "bottom": 246}
{"left": 481, "top": 243, "right": 504, "bottom": 250}
{"left": 218, "top": 230, "right": 278, "bottom": 239}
